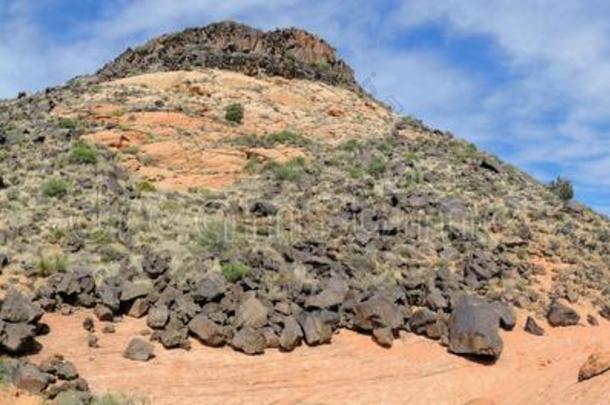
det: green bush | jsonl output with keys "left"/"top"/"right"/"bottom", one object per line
{"left": 549, "top": 176, "right": 574, "bottom": 201}
{"left": 266, "top": 130, "right": 309, "bottom": 147}
{"left": 38, "top": 254, "right": 67, "bottom": 276}
{"left": 57, "top": 117, "right": 79, "bottom": 130}
{"left": 70, "top": 142, "right": 98, "bottom": 164}
{"left": 265, "top": 157, "right": 306, "bottom": 182}
{"left": 42, "top": 177, "right": 69, "bottom": 197}
{"left": 225, "top": 103, "right": 244, "bottom": 124}
{"left": 221, "top": 262, "right": 251, "bottom": 283}
{"left": 197, "top": 220, "right": 237, "bottom": 254}
{"left": 367, "top": 156, "right": 387, "bottom": 178}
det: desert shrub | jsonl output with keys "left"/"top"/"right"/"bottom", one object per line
{"left": 548, "top": 176, "right": 574, "bottom": 201}
{"left": 38, "top": 254, "right": 67, "bottom": 276}
{"left": 266, "top": 130, "right": 309, "bottom": 147}
{"left": 70, "top": 142, "right": 98, "bottom": 164}
{"left": 42, "top": 177, "right": 69, "bottom": 197}
{"left": 57, "top": 117, "right": 79, "bottom": 130}
{"left": 265, "top": 157, "right": 306, "bottom": 182}
{"left": 135, "top": 180, "right": 156, "bottom": 194}
{"left": 338, "top": 139, "right": 363, "bottom": 152}
{"left": 225, "top": 103, "right": 244, "bottom": 124}
{"left": 367, "top": 156, "right": 387, "bottom": 178}
{"left": 196, "top": 220, "right": 237, "bottom": 254}
{"left": 221, "top": 262, "right": 251, "bottom": 283}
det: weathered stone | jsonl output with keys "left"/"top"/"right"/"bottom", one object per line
{"left": 547, "top": 299, "right": 580, "bottom": 327}
{"left": 128, "top": 298, "right": 150, "bottom": 318}
{"left": 147, "top": 305, "right": 170, "bottom": 329}
{"left": 158, "top": 326, "right": 190, "bottom": 349}
{"left": 304, "top": 277, "right": 348, "bottom": 309}
{"left": 261, "top": 327, "right": 280, "bottom": 348}
{"left": 298, "top": 312, "right": 333, "bottom": 346}
{"left": 123, "top": 337, "right": 155, "bottom": 361}
{"left": 188, "top": 314, "right": 227, "bottom": 347}
{"left": 0, "top": 289, "right": 43, "bottom": 323}
{"left": 578, "top": 351, "right": 610, "bottom": 382}
{"left": 120, "top": 279, "right": 153, "bottom": 302}
{"left": 82, "top": 317, "right": 95, "bottom": 333}
{"left": 230, "top": 327, "right": 266, "bottom": 355}
{"left": 2, "top": 322, "right": 36, "bottom": 353}
{"left": 13, "top": 363, "right": 54, "bottom": 394}
{"left": 93, "top": 304, "right": 114, "bottom": 322}
{"left": 55, "top": 360, "right": 78, "bottom": 381}
{"left": 491, "top": 302, "right": 516, "bottom": 331}
{"left": 87, "top": 334, "right": 99, "bottom": 348}
{"left": 448, "top": 295, "right": 503, "bottom": 359}
{"left": 279, "top": 316, "right": 303, "bottom": 351}
{"left": 235, "top": 295, "right": 268, "bottom": 329}
{"left": 142, "top": 250, "right": 171, "bottom": 279}
{"left": 192, "top": 274, "right": 226, "bottom": 302}
{"left": 353, "top": 295, "right": 402, "bottom": 331}
{"left": 372, "top": 327, "right": 394, "bottom": 347}
{"left": 250, "top": 201, "right": 278, "bottom": 217}
{"left": 409, "top": 308, "right": 437, "bottom": 335}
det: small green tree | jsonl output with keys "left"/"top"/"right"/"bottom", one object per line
{"left": 548, "top": 176, "right": 574, "bottom": 201}
{"left": 225, "top": 103, "right": 244, "bottom": 124}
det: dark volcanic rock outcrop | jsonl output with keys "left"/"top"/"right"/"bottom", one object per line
{"left": 96, "top": 21, "right": 359, "bottom": 92}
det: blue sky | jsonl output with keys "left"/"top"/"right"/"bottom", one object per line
{"left": 2, "top": 0, "right": 610, "bottom": 213}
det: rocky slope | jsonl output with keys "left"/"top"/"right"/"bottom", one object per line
{"left": 0, "top": 20, "right": 610, "bottom": 402}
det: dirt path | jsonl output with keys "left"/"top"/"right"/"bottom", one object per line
{"left": 30, "top": 311, "right": 610, "bottom": 405}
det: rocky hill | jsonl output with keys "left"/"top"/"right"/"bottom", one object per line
{"left": 0, "top": 20, "right": 609, "bottom": 402}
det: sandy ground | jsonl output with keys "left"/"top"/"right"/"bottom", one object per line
{"left": 27, "top": 311, "right": 610, "bottom": 405}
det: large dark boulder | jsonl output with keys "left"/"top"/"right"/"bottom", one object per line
{"left": 547, "top": 299, "right": 580, "bottom": 327}
{"left": 448, "top": 295, "right": 503, "bottom": 359}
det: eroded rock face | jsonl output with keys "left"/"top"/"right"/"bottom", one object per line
{"left": 96, "top": 21, "right": 359, "bottom": 92}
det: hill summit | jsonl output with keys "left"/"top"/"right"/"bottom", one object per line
{"left": 0, "top": 20, "right": 609, "bottom": 403}
{"left": 96, "top": 21, "right": 360, "bottom": 91}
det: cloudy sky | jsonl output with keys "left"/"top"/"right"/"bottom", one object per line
{"left": 2, "top": 0, "right": 610, "bottom": 213}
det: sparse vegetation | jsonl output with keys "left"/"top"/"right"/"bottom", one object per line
{"left": 221, "top": 262, "right": 251, "bottom": 283}
{"left": 38, "top": 254, "right": 68, "bottom": 276}
{"left": 57, "top": 117, "right": 79, "bottom": 130}
{"left": 135, "top": 180, "right": 156, "bottom": 194}
{"left": 42, "top": 177, "right": 69, "bottom": 197}
{"left": 367, "top": 156, "right": 387, "bottom": 178}
{"left": 197, "top": 220, "right": 238, "bottom": 254}
{"left": 549, "top": 176, "right": 574, "bottom": 202}
{"left": 225, "top": 102, "right": 244, "bottom": 124}
{"left": 70, "top": 142, "right": 98, "bottom": 164}
{"left": 265, "top": 157, "right": 307, "bottom": 181}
